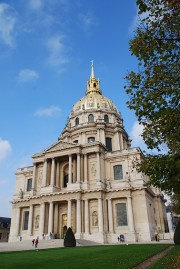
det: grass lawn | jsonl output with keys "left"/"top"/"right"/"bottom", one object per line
{"left": 150, "top": 245, "right": 180, "bottom": 269}
{"left": 0, "top": 244, "right": 170, "bottom": 269}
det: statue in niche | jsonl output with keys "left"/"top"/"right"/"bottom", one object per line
{"left": 19, "top": 188, "right": 23, "bottom": 199}
{"left": 92, "top": 211, "right": 98, "bottom": 226}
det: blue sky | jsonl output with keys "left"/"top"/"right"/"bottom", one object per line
{"left": 0, "top": 0, "right": 145, "bottom": 217}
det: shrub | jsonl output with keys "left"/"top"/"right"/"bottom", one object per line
{"left": 64, "top": 227, "right": 76, "bottom": 247}
{"left": 174, "top": 221, "right": 180, "bottom": 245}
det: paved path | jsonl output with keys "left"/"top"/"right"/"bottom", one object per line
{"left": 0, "top": 239, "right": 174, "bottom": 253}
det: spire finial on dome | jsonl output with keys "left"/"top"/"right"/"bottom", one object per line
{"left": 90, "top": 60, "right": 95, "bottom": 78}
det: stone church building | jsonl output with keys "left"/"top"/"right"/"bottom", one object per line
{"left": 9, "top": 64, "right": 167, "bottom": 243}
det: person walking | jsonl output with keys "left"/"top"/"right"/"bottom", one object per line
{"left": 35, "top": 238, "right": 39, "bottom": 248}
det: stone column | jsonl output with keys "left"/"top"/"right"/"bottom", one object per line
{"left": 69, "top": 155, "right": 72, "bottom": 184}
{"left": 108, "top": 199, "right": 114, "bottom": 233}
{"left": 120, "top": 133, "right": 124, "bottom": 150}
{"left": 115, "top": 131, "right": 120, "bottom": 151}
{"left": 98, "top": 198, "right": 104, "bottom": 233}
{"left": 48, "top": 202, "right": 54, "bottom": 234}
{"left": 28, "top": 205, "right": 33, "bottom": 235}
{"left": 56, "top": 161, "right": 60, "bottom": 187}
{"left": 77, "top": 154, "right": 81, "bottom": 183}
{"left": 127, "top": 197, "right": 135, "bottom": 232}
{"left": 39, "top": 202, "right": 45, "bottom": 235}
{"left": 96, "top": 152, "right": 101, "bottom": 181}
{"left": 16, "top": 207, "right": 21, "bottom": 235}
{"left": 76, "top": 198, "right": 81, "bottom": 235}
{"left": 32, "top": 164, "right": 36, "bottom": 190}
{"left": 97, "top": 129, "right": 100, "bottom": 142}
{"left": 42, "top": 160, "right": 47, "bottom": 187}
{"left": 84, "top": 154, "right": 88, "bottom": 183}
{"left": 81, "top": 155, "right": 84, "bottom": 180}
{"left": 101, "top": 129, "right": 106, "bottom": 145}
{"left": 50, "top": 158, "right": 55, "bottom": 186}
{"left": 84, "top": 199, "right": 89, "bottom": 234}
{"left": 67, "top": 200, "right": 72, "bottom": 228}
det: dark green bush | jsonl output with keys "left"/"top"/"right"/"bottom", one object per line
{"left": 174, "top": 221, "right": 180, "bottom": 245}
{"left": 64, "top": 227, "right": 76, "bottom": 247}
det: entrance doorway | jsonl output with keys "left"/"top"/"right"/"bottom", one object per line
{"left": 61, "top": 214, "right": 67, "bottom": 238}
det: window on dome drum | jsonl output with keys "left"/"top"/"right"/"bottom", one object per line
{"left": 114, "top": 165, "right": 123, "bottom": 180}
{"left": 63, "top": 174, "right": 68, "bottom": 188}
{"left": 75, "top": 117, "right": 79, "bottom": 125}
{"left": 88, "top": 114, "right": 94, "bottom": 123}
{"left": 104, "top": 115, "right": 109, "bottom": 123}
{"left": 106, "top": 137, "right": 112, "bottom": 152}
{"left": 116, "top": 203, "right": 128, "bottom": 226}
{"left": 88, "top": 137, "right": 95, "bottom": 143}
{"left": 23, "top": 211, "right": 29, "bottom": 230}
{"left": 27, "top": 178, "right": 32, "bottom": 191}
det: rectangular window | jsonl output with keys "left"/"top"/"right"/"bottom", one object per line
{"left": 106, "top": 137, "right": 112, "bottom": 152}
{"left": 0, "top": 233, "right": 2, "bottom": 240}
{"left": 23, "top": 211, "right": 29, "bottom": 230}
{"left": 27, "top": 178, "right": 32, "bottom": 191}
{"left": 114, "top": 165, "right": 123, "bottom": 180}
{"left": 116, "top": 203, "right": 128, "bottom": 226}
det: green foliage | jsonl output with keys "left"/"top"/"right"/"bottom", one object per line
{"left": 64, "top": 227, "right": 76, "bottom": 247}
{"left": 125, "top": 0, "right": 180, "bottom": 195}
{"left": 174, "top": 221, "right": 180, "bottom": 245}
{"left": 169, "top": 194, "right": 180, "bottom": 214}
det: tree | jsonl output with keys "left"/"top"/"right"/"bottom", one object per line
{"left": 125, "top": 0, "right": 180, "bottom": 195}
{"left": 169, "top": 194, "right": 180, "bottom": 214}
{"left": 64, "top": 227, "right": 76, "bottom": 247}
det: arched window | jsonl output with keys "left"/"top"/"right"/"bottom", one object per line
{"left": 88, "top": 114, "right": 94, "bottom": 123}
{"left": 27, "top": 178, "right": 32, "bottom": 191}
{"left": 104, "top": 115, "right": 109, "bottom": 123}
{"left": 106, "top": 137, "right": 112, "bottom": 152}
{"left": 35, "top": 215, "right": 40, "bottom": 229}
{"left": 93, "top": 82, "right": 96, "bottom": 87}
{"left": 75, "top": 117, "right": 79, "bottom": 126}
{"left": 63, "top": 174, "right": 68, "bottom": 187}
{"left": 88, "top": 137, "right": 95, "bottom": 143}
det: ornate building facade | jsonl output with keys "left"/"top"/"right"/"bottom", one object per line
{"left": 9, "top": 64, "right": 167, "bottom": 243}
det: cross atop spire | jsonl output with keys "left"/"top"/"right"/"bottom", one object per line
{"left": 90, "top": 60, "right": 95, "bottom": 78}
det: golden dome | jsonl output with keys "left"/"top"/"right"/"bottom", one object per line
{"left": 71, "top": 62, "right": 119, "bottom": 115}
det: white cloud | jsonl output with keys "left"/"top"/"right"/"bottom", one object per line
{"left": 79, "top": 11, "right": 95, "bottom": 31}
{"left": 18, "top": 69, "right": 39, "bottom": 82}
{"left": 46, "top": 35, "right": 69, "bottom": 69}
{"left": 35, "top": 106, "right": 61, "bottom": 117}
{"left": 0, "top": 138, "right": 12, "bottom": 162}
{"left": 130, "top": 121, "right": 144, "bottom": 144}
{"left": 28, "top": 0, "right": 43, "bottom": 11}
{"left": 0, "top": 3, "right": 17, "bottom": 47}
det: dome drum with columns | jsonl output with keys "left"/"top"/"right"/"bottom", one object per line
{"left": 9, "top": 63, "right": 168, "bottom": 243}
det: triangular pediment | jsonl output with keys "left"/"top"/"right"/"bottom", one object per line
{"left": 32, "top": 140, "right": 79, "bottom": 158}
{"left": 45, "top": 140, "right": 79, "bottom": 153}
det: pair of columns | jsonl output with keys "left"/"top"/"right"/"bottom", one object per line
{"left": 107, "top": 196, "right": 135, "bottom": 233}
